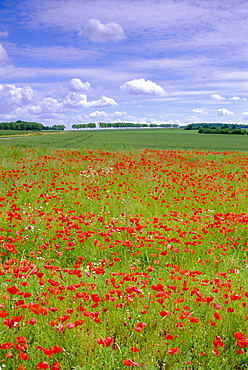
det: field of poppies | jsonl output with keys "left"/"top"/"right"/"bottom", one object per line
{"left": 0, "top": 145, "right": 247, "bottom": 370}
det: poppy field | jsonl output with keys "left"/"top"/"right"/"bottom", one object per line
{"left": 0, "top": 146, "right": 247, "bottom": 370}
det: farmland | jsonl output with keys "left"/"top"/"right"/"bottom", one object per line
{"left": 0, "top": 128, "right": 248, "bottom": 151}
{"left": 0, "top": 132, "right": 248, "bottom": 369}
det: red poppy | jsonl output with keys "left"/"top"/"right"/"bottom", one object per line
{"left": 168, "top": 347, "right": 179, "bottom": 355}
{"left": 51, "top": 362, "right": 61, "bottom": 370}
{"left": 135, "top": 322, "right": 146, "bottom": 332}
{"left": 97, "top": 337, "right": 114, "bottom": 347}
{"left": 36, "top": 362, "right": 50, "bottom": 369}
{"left": 130, "top": 346, "right": 140, "bottom": 352}
{"left": 123, "top": 359, "right": 133, "bottom": 366}
{"left": 19, "top": 352, "right": 29, "bottom": 360}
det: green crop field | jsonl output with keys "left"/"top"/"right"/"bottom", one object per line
{"left": 0, "top": 128, "right": 247, "bottom": 151}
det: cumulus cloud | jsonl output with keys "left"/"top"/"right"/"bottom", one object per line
{"left": 12, "top": 97, "right": 63, "bottom": 116}
{"left": 0, "top": 84, "right": 36, "bottom": 113}
{"left": 83, "top": 19, "right": 125, "bottom": 42}
{"left": 63, "top": 92, "right": 117, "bottom": 108}
{"left": 192, "top": 108, "right": 209, "bottom": 114}
{"left": 121, "top": 78, "right": 167, "bottom": 97}
{"left": 218, "top": 108, "right": 234, "bottom": 116}
{"left": 0, "top": 81, "right": 118, "bottom": 119}
{"left": 89, "top": 110, "right": 107, "bottom": 118}
{"left": 113, "top": 111, "right": 127, "bottom": 117}
{"left": 229, "top": 96, "right": 247, "bottom": 101}
{"left": 87, "top": 110, "right": 127, "bottom": 120}
{"left": 210, "top": 94, "right": 226, "bottom": 101}
{"left": 69, "top": 78, "right": 90, "bottom": 91}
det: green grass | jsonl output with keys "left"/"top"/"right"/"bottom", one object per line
{"left": 0, "top": 128, "right": 247, "bottom": 151}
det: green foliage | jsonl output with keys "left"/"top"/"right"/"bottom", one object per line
{"left": 98, "top": 122, "right": 178, "bottom": 128}
{"left": 198, "top": 124, "right": 247, "bottom": 135}
{"left": 72, "top": 123, "right": 96, "bottom": 129}
{"left": 43, "top": 124, "right": 66, "bottom": 130}
{"left": 184, "top": 123, "right": 248, "bottom": 134}
{"left": 0, "top": 120, "right": 43, "bottom": 131}
{"left": 99, "top": 122, "right": 149, "bottom": 128}
{"left": 0, "top": 121, "right": 66, "bottom": 131}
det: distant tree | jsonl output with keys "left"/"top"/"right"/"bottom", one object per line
{"left": 51, "top": 125, "right": 65, "bottom": 130}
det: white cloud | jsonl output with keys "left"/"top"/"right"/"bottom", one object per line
{"left": 13, "top": 97, "right": 63, "bottom": 116}
{"left": 69, "top": 78, "right": 91, "bottom": 91}
{"left": 121, "top": 78, "right": 167, "bottom": 97}
{"left": 89, "top": 110, "right": 107, "bottom": 118}
{"left": 95, "top": 95, "right": 117, "bottom": 107}
{"left": 0, "top": 81, "right": 118, "bottom": 118}
{"left": 83, "top": 19, "right": 125, "bottom": 42}
{"left": 192, "top": 108, "right": 209, "bottom": 114}
{"left": 87, "top": 110, "right": 127, "bottom": 120}
{"left": 218, "top": 108, "right": 234, "bottom": 116}
{"left": 63, "top": 92, "right": 117, "bottom": 108}
{"left": 211, "top": 94, "right": 226, "bottom": 101}
{"left": 230, "top": 96, "right": 241, "bottom": 101}
{"left": 229, "top": 96, "right": 247, "bottom": 101}
{"left": 0, "top": 84, "right": 36, "bottom": 113}
{"left": 113, "top": 111, "right": 127, "bottom": 117}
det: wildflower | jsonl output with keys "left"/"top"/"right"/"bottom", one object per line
{"left": 168, "top": 347, "right": 179, "bottom": 355}
{"left": 97, "top": 337, "right": 114, "bottom": 347}
{"left": 36, "top": 362, "right": 50, "bottom": 369}
{"left": 135, "top": 322, "right": 146, "bottom": 332}
{"left": 123, "top": 359, "right": 133, "bottom": 366}
{"left": 160, "top": 311, "right": 170, "bottom": 318}
{"left": 130, "top": 346, "right": 140, "bottom": 352}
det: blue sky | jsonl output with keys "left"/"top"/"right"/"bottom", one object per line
{"left": 1, "top": 0, "right": 248, "bottom": 128}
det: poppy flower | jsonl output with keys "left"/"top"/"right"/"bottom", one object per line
{"left": 135, "top": 322, "right": 146, "bottom": 332}
{"left": 130, "top": 346, "right": 140, "bottom": 352}
{"left": 123, "top": 359, "right": 133, "bottom": 366}
{"left": 168, "top": 347, "right": 179, "bottom": 355}
{"left": 97, "top": 337, "right": 114, "bottom": 347}
{"left": 36, "top": 362, "right": 50, "bottom": 369}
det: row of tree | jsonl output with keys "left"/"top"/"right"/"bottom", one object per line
{"left": 71, "top": 122, "right": 179, "bottom": 129}
{"left": 0, "top": 121, "right": 65, "bottom": 131}
{"left": 184, "top": 123, "right": 248, "bottom": 131}
{"left": 0, "top": 120, "right": 43, "bottom": 131}
{"left": 99, "top": 122, "right": 179, "bottom": 128}
{"left": 43, "top": 124, "right": 66, "bottom": 131}
{"left": 198, "top": 126, "right": 247, "bottom": 135}
{"left": 71, "top": 123, "right": 96, "bottom": 129}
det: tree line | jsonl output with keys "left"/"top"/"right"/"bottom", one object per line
{"left": 72, "top": 122, "right": 179, "bottom": 129}
{"left": 198, "top": 125, "right": 247, "bottom": 135}
{"left": 0, "top": 121, "right": 65, "bottom": 131}
{"left": 71, "top": 123, "right": 96, "bottom": 129}
{"left": 184, "top": 123, "right": 248, "bottom": 135}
